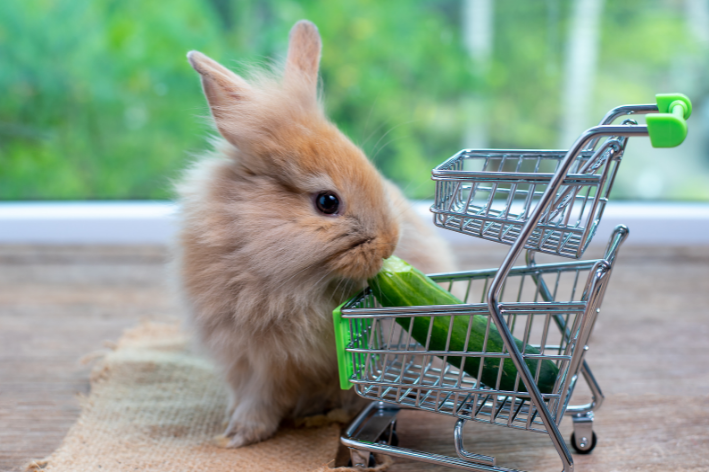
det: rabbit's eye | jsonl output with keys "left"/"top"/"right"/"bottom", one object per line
{"left": 315, "top": 192, "right": 340, "bottom": 215}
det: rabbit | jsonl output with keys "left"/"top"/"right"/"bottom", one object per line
{"left": 175, "top": 19, "right": 456, "bottom": 448}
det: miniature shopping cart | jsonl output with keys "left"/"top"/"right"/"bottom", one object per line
{"left": 333, "top": 94, "right": 692, "bottom": 472}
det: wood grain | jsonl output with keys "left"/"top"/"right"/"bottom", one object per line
{"left": 1, "top": 243, "right": 709, "bottom": 472}
{"left": 0, "top": 245, "right": 176, "bottom": 472}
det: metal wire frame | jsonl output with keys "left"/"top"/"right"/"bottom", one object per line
{"left": 342, "top": 102, "right": 651, "bottom": 472}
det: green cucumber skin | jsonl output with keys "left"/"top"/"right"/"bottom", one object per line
{"left": 368, "top": 258, "right": 559, "bottom": 394}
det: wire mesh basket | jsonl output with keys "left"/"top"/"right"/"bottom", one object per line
{"left": 336, "top": 233, "right": 621, "bottom": 432}
{"left": 431, "top": 143, "right": 623, "bottom": 258}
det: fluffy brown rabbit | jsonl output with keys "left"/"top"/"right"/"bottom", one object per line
{"left": 176, "top": 20, "right": 456, "bottom": 448}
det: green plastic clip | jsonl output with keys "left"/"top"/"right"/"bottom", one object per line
{"left": 646, "top": 93, "right": 692, "bottom": 148}
{"left": 333, "top": 301, "right": 354, "bottom": 390}
{"left": 333, "top": 300, "right": 373, "bottom": 390}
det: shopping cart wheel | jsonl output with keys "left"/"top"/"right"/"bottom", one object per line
{"left": 570, "top": 431, "right": 597, "bottom": 454}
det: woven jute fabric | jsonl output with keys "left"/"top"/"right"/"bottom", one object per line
{"left": 27, "top": 322, "right": 388, "bottom": 472}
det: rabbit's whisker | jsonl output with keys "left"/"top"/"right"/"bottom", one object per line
{"left": 369, "top": 120, "right": 417, "bottom": 162}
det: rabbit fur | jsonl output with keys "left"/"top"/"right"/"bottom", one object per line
{"left": 176, "top": 20, "right": 456, "bottom": 448}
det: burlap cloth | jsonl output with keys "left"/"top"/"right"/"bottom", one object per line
{"left": 27, "top": 322, "right": 390, "bottom": 472}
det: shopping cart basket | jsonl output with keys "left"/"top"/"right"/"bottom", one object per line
{"left": 333, "top": 94, "right": 691, "bottom": 472}
{"left": 431, "top": 94, "right": 692, "bottom": 258}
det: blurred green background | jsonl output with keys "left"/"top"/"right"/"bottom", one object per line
{"left": 1, "top": 0, "right": 708, "bottom": 200}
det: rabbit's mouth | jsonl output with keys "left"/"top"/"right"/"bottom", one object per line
{"left": 328, "top": 235, "right": 396, "bottom": 281}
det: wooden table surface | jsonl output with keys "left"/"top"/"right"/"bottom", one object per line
{"left": 1, "top": 243, "right": 708, "bottom": 472}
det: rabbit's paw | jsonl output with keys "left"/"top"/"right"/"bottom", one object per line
{"left": 219, "top": 412, "right": 279, "bottom": 448}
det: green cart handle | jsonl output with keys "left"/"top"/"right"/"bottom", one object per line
{"left": 646, "top": 93, "right": 692, "bottom": 148}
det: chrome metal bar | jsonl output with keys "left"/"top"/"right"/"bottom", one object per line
{"left": 341, "top": 302, "right": 586, "bottom": 319}
{"left": 427, "top": 261, "right": 600, "bottom": 280}
{"left": 564, "top": 361, "right": 605, "bottom": 415}
{"left": 344, "top": 402, "right": 395, "bottom": 438}
{"left": 598, "top": 103, "right": 658, "bottom": 126}
{"left": 429, "top": 210, "right": 588, "bottom": 235}
{"left": 346, "top": 348, "right": 574, "bottom": 359}
{"left": 585, "top": 103, "right": 657, "bottom": 150}
{"left": 602, "top": 224, "right": 629, "bottom": 265}
{"left": 432, "top": 171, "right": 602, "bottom": 183}
{"left": 342, "top": 437, "right": 524, "bottom": 472}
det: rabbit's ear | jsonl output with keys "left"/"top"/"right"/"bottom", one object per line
{"left": 284, "top": 20, "right": 321, "bottom": 94}
{"left": 187, "top": 50, "right": 251, "bottom": 142}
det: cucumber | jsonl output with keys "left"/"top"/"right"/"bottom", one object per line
{"left": 368, "top": 256, "right": 559, "bottom": 394}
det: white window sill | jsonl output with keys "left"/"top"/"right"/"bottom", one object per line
{"left": 1, "top": 201, "right": 708, "bottom": 245}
